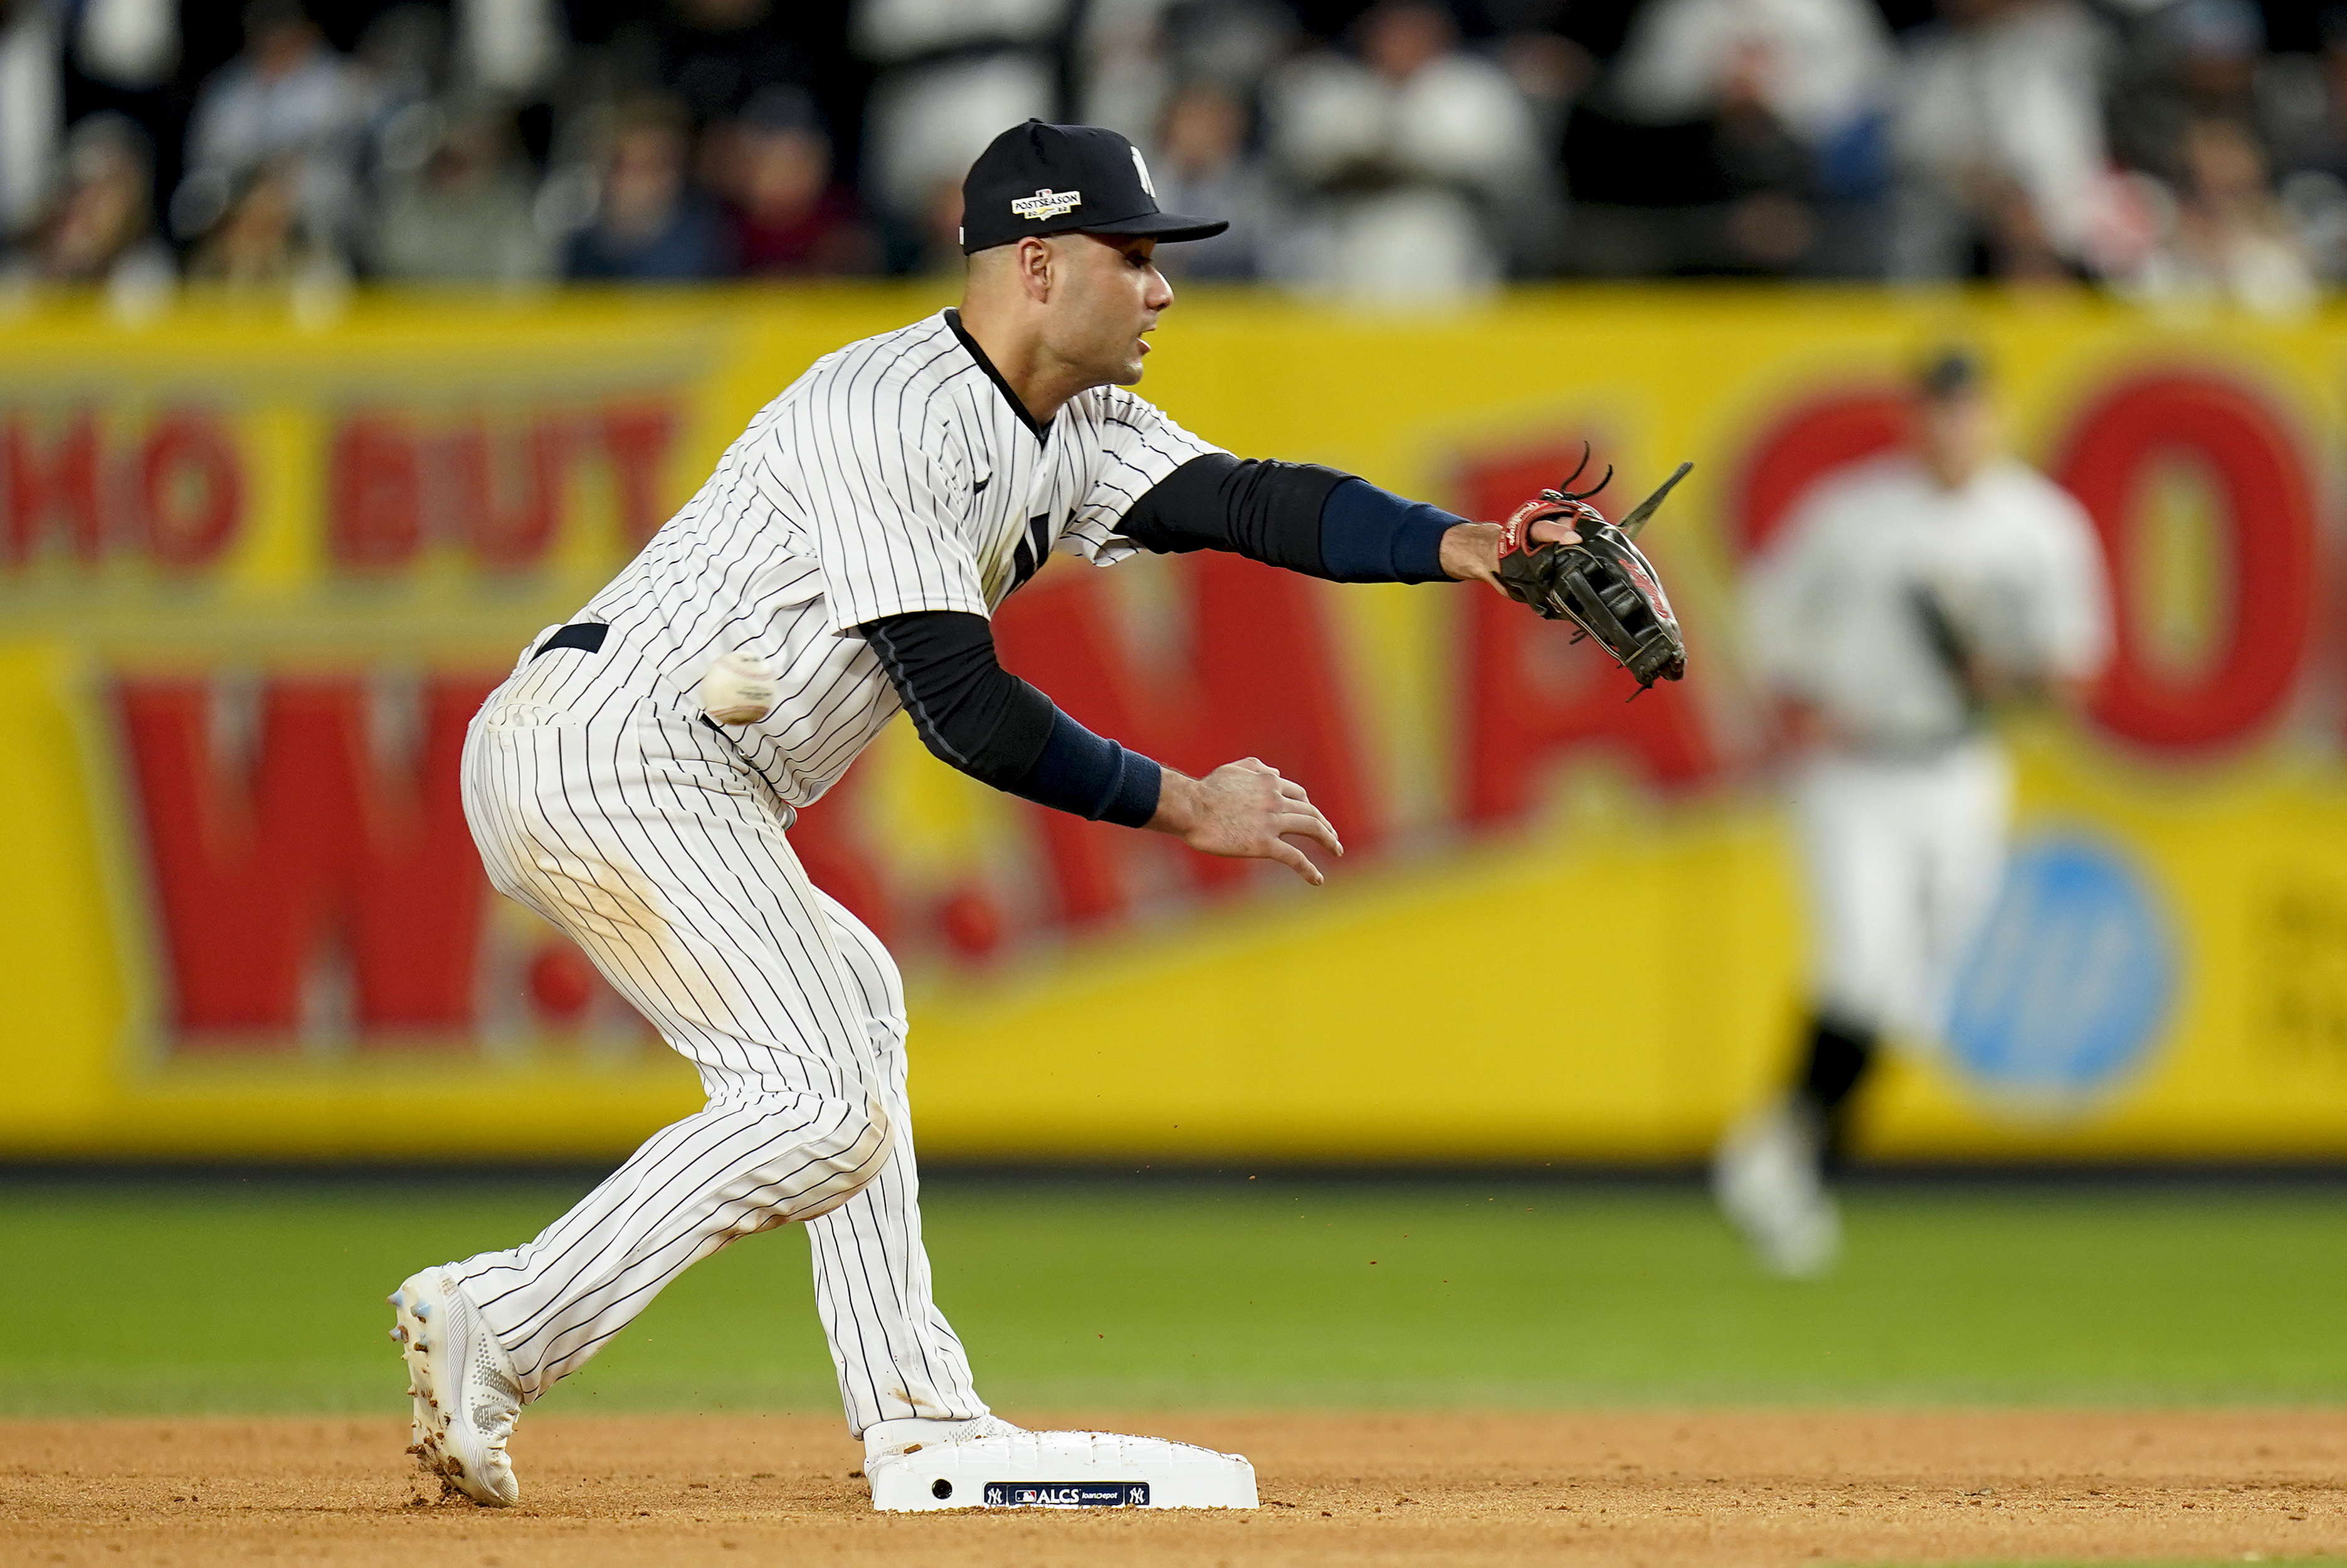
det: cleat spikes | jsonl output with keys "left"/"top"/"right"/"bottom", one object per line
{"left": 392, "top": 1266, "right": 522, "bottom": 1507}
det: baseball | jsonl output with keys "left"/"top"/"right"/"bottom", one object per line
{"left": 698, "top": 651, "right": 780, "bottom": 725}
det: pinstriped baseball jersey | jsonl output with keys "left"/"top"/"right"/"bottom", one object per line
{"left": 518, "top": 308, "right": 1219, "bottom": 809}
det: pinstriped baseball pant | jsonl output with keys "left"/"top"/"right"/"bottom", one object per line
{"left": 450, "top": 683, "right": 988, "bottom": 1434}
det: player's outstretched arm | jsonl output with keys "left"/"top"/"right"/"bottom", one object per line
{"left": 1146, "top": 759, "right": 1343, "bottom": 887}
{"left": 1112, "top": 453, "right": 1576, "bottom": 588}
{"left": 862, "top": 611, "right": 1342, "bottom": 885}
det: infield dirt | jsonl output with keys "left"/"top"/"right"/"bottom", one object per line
{"left": 5, "top": 1411, "right": 2343, "bottom": 1566}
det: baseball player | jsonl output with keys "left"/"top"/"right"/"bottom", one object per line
{"left": 1713, "top": 349, "right": 2111, "bottom": 1276}
{"left": 386, "top": 118, "right": 1583, "bottom": 1510}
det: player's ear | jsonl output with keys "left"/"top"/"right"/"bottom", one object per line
{"left": 1020, "top": 236, "right": 1053, "bottom": 303}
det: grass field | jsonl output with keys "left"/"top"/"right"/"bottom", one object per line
{"left": 4, "top": 1172, "right": 2343, "bottom": 1416}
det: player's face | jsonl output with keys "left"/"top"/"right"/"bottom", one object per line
{"left": 1047, "top": 234, "right": 1173, "bottom": 387}
{"left": 1917, "top": 389, "right": 1994, "bottom": 490}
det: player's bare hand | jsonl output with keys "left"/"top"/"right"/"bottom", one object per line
{"left": 1149, "top": 759, "right": 1344, "bottom": 885}
{"left": 1440, "top": 518, "right": 1581, "bottom": 595}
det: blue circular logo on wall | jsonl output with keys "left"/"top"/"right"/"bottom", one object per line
{"left": 1943, "top": 834, "right": 2176, "bottom": 1097}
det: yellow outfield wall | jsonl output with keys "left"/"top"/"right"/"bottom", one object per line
{"left": 2, "top": 284, "right": 2345, "bottom": 1164}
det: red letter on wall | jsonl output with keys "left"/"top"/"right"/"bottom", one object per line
{"left": 137, "top": 410, "right": 245, "bottom": 569}
{"left": 119, "top": 675, "right": 497, "bottom": 1044}
{"left": 446, "top": 418, "right": 569, "bottom": 570}
{"left": 2054, "top": 373, "right": 2316, "bottom": 750}
{"left": 1730, "top": 389, "right": 1908, "bottom": 560}
{"left": 4, "top": 408, "right": 105, "bottom": 565}
{"left": 328, "top": 416, "right": 424, "bottom": 569}
{"left": 992, "top": 554, "right": 1381, "bottom": 928}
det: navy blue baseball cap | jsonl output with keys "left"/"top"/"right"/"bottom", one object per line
{"left": 961, "top": 120, "right": 1227, "bottom": 254}
{"left": 1916, "top": 346, "right": 1986, "bottom": 399}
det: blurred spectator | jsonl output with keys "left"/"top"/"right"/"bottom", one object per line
{"left": 176, "top": 1, "right": 369, "bottom": 254}
{"left": 1490, "top": 0, "right": 1595, "bottom": 149}
{"left": 1079, "top": 0, "right": 1181, "bottom": 146}
{"left": 2109, "top": 0, "right": 2279, "bottom": 184}
{"left": 853, "top": 0, "right": 1062, "bottom": 269}
{"left": 186, "top": 155, "right": 345, "bottom": 292}
{"left": 2124, "top": 114, "right": 2318, "bottom": 315}
{"left": 2274, "top": 9, "right": 2347, "bottom": 280}
{"left": 1266, "top": 1, "right": 1544, "bottom": 302}
{"left": 1076, "top": 0, "right": 1295, "bottom": 147}
{"left": 1886, "top": 0, "right": 2115, "bottom": 282}
{"left": 911, "top": 168, "right": 968, "bottom": 275}
{"left": 358, "top": 6, "right": 452, "bottom": 125}
{"left": 2279, "top": 10, "right": 2347, "bottom": 182}
{"left": 13, "top": 112, "right": 175, "bottom": 305}
{"left": 1568, "top": 0, "right": 1894, "bottom": 276}
{"left": 563, "top": 98, "right": 727, "bottom": 280}
{"left": 73, "top": 0, "right": 179, "bottom": 92}
{"left": 369, "top": 101, "right": 554, "bottom": 285}
{"left": 357, "top": 8, "right": 456, "bottom": 221}
{"left": 0, "top": 0, "right": 2325, "bottom": 295}
{"left": 457, "top": 0, "right": 561, "bottom": 98}
{"left": 655, "top": 0, "right": 807, "bottom": 127}
{"left": 1146, "top": 80, "right": 1274, "bottom": 278}
{"left": 0, "top": 0, "right": 63, "bottom": 245}
{"left": 1610, "top": 0, "right": 1893, "bottom": 149}
{"left": 715, "top": 87, "right": 875, "bottom": 276}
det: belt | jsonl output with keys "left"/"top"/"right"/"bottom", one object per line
{"left": 532, "top": 622, "right": 608, "bottom": 659}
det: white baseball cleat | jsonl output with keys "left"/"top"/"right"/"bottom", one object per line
{"left": 1712, "top": 1097, "right": 1842, "bottom": 1278}
{"left": 863, "top": 1418, "right": 1257, "bottom": 1512}
{"left": 389, "top": 1267, "right": 524, "bottom": 1506}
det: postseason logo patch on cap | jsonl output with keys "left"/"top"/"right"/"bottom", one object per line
{"left": 1011, "top": 188, "right": 1083, "bottom": 221}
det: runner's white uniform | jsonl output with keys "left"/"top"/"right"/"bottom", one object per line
{"left": 452, "top": 309, "right": 1216, "bottom": 1431}
{"left": 1745, "top": 452, "right": 2109, "bottom": 1043}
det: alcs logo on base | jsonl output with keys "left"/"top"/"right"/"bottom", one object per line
{"left": 984, "top": 1481, "right": 1150, "bottom": 1507}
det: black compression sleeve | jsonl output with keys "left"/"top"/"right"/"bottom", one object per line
{"left": 1117, "top": 453, "right": 1460, "bottom": 582}
{"left": 860, "top": 611, "right": 1161, "bottom": 828}
{"left": 1115, "top": 453, "right": 1343, "bottom": 572}
{"left": 862, "top": 613, "right": 1053, "bottom": 781}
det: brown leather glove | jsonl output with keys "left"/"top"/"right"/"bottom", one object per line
{"left": 1494, "top": 455, "right": 1694, "bottom": 692}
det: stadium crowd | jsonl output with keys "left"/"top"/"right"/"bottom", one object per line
{"left": 0, "top": 0, "right": 2334, "bottom": 310}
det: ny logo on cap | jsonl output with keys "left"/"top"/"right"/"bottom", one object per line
{"left": 1011, "top": 188, "right": 1083, "bottom": 221}
{"left": 1131, "top": 147, "right": 1156, "bottom": 199}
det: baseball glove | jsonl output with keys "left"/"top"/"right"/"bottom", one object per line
{"left": 1494, "top": 449, "right": 1693, "bottom": 692}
